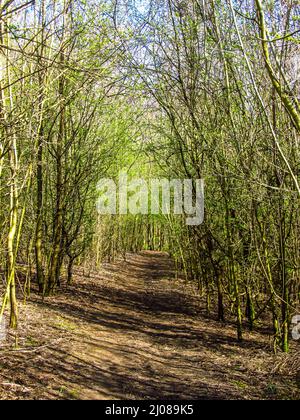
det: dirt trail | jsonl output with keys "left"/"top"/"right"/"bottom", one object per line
{"left": 0, "top": 252, "right": 298, "bottom": 400}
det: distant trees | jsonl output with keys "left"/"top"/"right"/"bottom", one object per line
{"left": 111, "top": 0, "right": 300, "bottom": 352}
{"left": 0, "top": 0, "right": 299, "bottom": 354}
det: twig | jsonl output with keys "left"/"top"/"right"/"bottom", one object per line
{"left": 0, "top": 338, "right": 64, "bottom": 356}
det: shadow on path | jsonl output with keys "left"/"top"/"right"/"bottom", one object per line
{"left": 1, "top": 251, "right": 297, "bottom": 400}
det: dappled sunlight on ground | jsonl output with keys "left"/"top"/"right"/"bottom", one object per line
{"left": 0, "top": 252, "right": 299, "bottom": 400}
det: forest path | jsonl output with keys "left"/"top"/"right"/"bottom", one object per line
{"left": 0, "top": 252, "right": 298, "bottom": 400}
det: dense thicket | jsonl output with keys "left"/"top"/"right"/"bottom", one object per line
{"left": 0, "top": 0, "right": 299, "bottom": 353}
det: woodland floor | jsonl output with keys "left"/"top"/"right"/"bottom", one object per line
{"left": 0, "top": 251, "right": 299, "bottom": 400}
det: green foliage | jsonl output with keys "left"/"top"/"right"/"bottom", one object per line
{"left": 0, "top": 0, "right": 299, "bottom": 355}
